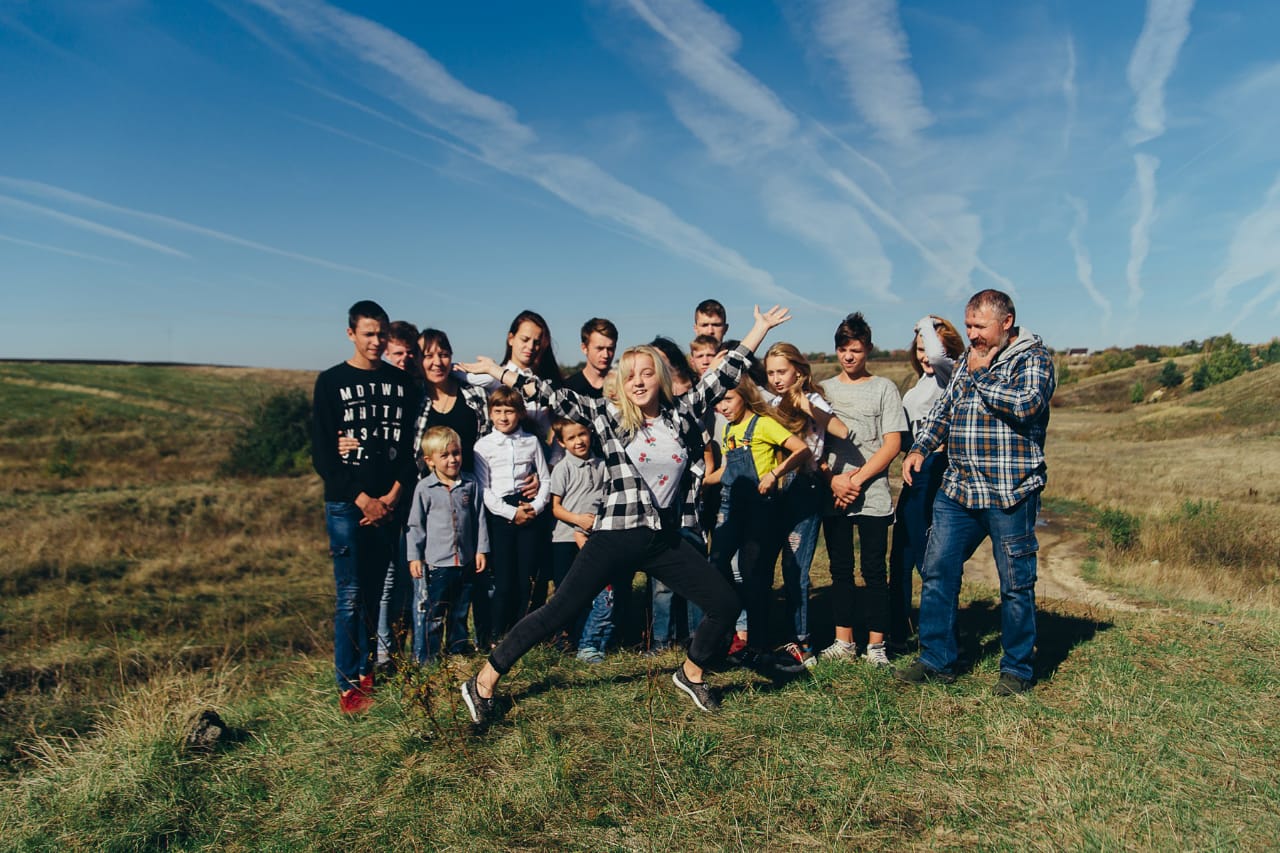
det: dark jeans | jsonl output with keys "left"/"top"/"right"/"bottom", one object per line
{"left": 324, "top": 501, "right": 397, "bottom": 692}
{"left": 888, "top": 450, "right": 947, "bottom": 642}
{"left": 411, "top": 564, "right": 474, "bottom": 662}
{"left": 480, "top": 515, "right": 545, "bottom": 643}
{"left": 823, "top": 513, "right": 892, "bottom": 637}
{"left": 710, "top": 482, "right": 786, "bottom": 650}
{"left": 489, "top": 518, "right": 740, "bottom": 675}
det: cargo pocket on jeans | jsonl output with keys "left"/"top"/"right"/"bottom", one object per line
{"left": 1001, "top": 533, "right": 1039, "bottom": 591}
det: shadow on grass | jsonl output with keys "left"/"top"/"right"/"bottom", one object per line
{"left": 956, "top": 596, "right": 1112, "bottom": 681}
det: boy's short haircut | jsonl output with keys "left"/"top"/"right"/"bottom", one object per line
{"left": 690, "top": 334, "right": 719, "bottom": 353}
{"left": 552, "top": 417, "right": 590, "bottom": 440}
{"left": 487, "top": 385, "right": 526, "bottom": 415}
{"left": 421, "top": 425, "right": 461, "bottom": 460}
{"left": 834, "top": 312, "right": 873, "bottom": 349}
{"left": 387, "top": 320, "right": 420, "bottom": 347}
{"left": 580, "top": 317, "right": 619, "bottom": 345}
{"left": 694, "top": 299, "right": 726, "bottom": 322}
{"left": 348, "top": 300, "right": 389, "bottom": 329}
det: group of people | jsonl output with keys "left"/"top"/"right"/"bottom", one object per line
{"left": 310, "top": 289, "right": 1055, "bottom": 719}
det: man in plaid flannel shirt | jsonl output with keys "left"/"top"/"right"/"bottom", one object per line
{"left": 895, "top": 289, "right": 1056, "bottom": 696}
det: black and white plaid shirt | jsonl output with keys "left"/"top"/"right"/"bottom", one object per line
{"left": 514, "top": 345, "right": 751, "bottom": 533}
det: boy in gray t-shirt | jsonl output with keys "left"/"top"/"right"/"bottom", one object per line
{"left": 548, "top": 419, "right": 612, "bottom": 663}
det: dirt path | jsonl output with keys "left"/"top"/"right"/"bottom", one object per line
{"left": 958, "top": 507, "right": 1141, "bottom": 613}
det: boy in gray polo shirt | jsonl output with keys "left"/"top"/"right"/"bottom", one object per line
{"left": 406, "top": 426, "right": 489, "bottom": 662}
{"left": 547, "top": 418, "right": 611, "bottom": 662}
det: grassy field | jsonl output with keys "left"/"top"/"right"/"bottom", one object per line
{"left": 1, "top": 359, "right": 1277, "bottom": 850}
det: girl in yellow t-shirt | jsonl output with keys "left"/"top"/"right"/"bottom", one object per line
{"left": 705, "top": 375, "right": 810, "bottom": 668}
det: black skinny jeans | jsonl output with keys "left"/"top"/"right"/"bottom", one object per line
{"left": 489, "top": 518, "right": 740, "bottom": 675}
{"left": 822, "top": 513, "right": 892, "bottom": 636}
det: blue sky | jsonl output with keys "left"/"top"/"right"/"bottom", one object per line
{"left": 2, "top": 0, "right": 1278, "bottom": 369}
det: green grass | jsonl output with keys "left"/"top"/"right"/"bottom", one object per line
{"left": 3, "top": 360, "right": 1279, "bottom": 849}
{"left": 5, "top": 602, "right": 1278, "bottom": 850}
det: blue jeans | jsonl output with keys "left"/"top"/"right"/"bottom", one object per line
{"left": 325, "top": 501, "right": 397, "bottom": 692}
{"left": 779, "top": 476, "right": 822, "bottom": 645}
{"left": 888, "top": 450, "right": 946, "bottom": 641}
{"left": 578, "top": 585, "right": 615, "bottom": 653}
{"left": 411, "top": 565, "right": 474, "bottom": 663}
{"left": 377, "top": 525, "right": 412, "bottom": 664}
{"left": 917, "top": 491, "right": 1040, "bottom": 681}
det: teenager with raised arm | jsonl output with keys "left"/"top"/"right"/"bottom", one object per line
{"left": 455, "top": 305, "right": 791, "bottom": 722}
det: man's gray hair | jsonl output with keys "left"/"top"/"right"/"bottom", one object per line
{"left": 966, "top": 289, "right": 1016, "bottom": 324}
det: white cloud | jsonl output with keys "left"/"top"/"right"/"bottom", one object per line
{"left": 1065, "top": 195, "right": 1112, "bottom": 321}
{"left": 1126, "top": 154, "right": 1159, "bottom": 308}
{"left": 245, "top": 0, "right": 793, "bottom": 302}
{"left": 1127, "top": 0, "right": 1195, "bottom": 145}
{"left": 0, "top": 177, "right": 415, "bottom": 288}
{"left": 810, "top": 0, "right": 933, "bottom": 148}
{"left": 1212, "top": 172, "right": 1280, "bottom": 309}
{"left": 0, "top": 193, "right": 189, "bottom": 258}
{"left": 0, "top": 231, "right": 127, "bottom": 266}
{"left": 1062, "top": 34, "right": 1077, "bottom": 151}
{"left": 764, "top": 176, "right": 893, "bottom": 299}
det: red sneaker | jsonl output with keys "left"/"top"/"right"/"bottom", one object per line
{"left": 727, "top": 634, "right": 749, "bottom": 666}
{"left": 339, "top": 688, "right": 374, "bottom": 714}
{"left": 357, "top": 673, "right": 375, "bottom": 695}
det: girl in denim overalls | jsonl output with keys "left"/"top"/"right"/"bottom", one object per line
{"left": 706, "top": 375, "right": 810, "bottom": 667}
{"left": 763, "top": 343, "right": 851, "bottom": 668}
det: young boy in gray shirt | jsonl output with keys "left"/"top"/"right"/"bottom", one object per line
{"left": 406, "top": 426, "right": 489, "bottom": 662}
{"left": 547, "top": 418, "right": 611, "bottom": 663}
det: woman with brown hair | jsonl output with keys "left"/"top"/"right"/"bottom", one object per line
{"left": 889, "top": 315, "right": 965, "bottom": 648}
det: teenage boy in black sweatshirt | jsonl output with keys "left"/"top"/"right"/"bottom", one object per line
{"left": 312, "top": 300, "right": 421, "bottom": 713}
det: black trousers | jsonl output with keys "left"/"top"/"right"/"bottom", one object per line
{"left": 489, "top": 518, "right": 740, "bottom": 674}
{"left": 822, "top": 513, "right": 892, "bottom": 636}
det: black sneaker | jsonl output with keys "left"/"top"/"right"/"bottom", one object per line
{"left": 460, "top": 676, "right": 495, "bottom": 724}
{"left": 992, "top": 672, "right": 1032, "bottom": 696}
{"left": 671, "top": 667, "right": 720, "bottom": 713}
{"left": 894, "top": 660, "right": 957, "bottom": 685}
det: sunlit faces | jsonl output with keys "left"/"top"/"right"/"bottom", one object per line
{"left": 582, "top": 332, "right": 616, "bottom": 375}
{"left": 347, "top": 317, "right": 387, "bottom": 367}
{"left": 508, "top": 320, "right": 545, "bottom": 369}
{"left": 914, "top": 336, "right": 934, "bottom": 376}
{"left": 836, "top": 339, "right": 870, "bottom": 380}
{"left": 765, "top": 354, "right": 801, "bottom": 395}
{"left": 625, "top": 353, "right": 662, "bottom": 412}
{"left": 694, "top": 312, "right": 728, "bottom": 342}
{"left": 385, "top": 340, "right": 415, "bottom": 371}
{"left": 420, "top": 341, "right": 453, "bottom": 385}
{"left": 714, "top": 387, "right": 747, "bottom": 424}
{"left": 426, "top": 442, "right": 463, "bottom": 481}
{"left": 490, "top": 405, "right": 521, "bottom": 435}
{"left": 689, "top": 344, "right": 717, "bottom": 376}
{"left": 556, "top": 421, "right": 593, "bottom": 460}
{"left": 964, "top": 305, "right": 1013, "bottom": 357}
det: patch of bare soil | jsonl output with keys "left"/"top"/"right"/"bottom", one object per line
{"left": 960, "top": 507, "right": 1141, "bottom": 612}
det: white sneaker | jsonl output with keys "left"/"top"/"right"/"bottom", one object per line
{"left": 864, "top": 642, "right": 891, "bottom": 668}
{"left": 818, "top": 639, "right": 859, "bottom": 661}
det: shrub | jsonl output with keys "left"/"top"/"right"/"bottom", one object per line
{"left": 1131, "top": 344, "right": 1161, "bottom": 363}
{"left": 1098, "top": 508, "right": 1141, "bottom": 551}
{"left": 1056, "top": 359, "right": 1077, "bottom": 385}
{"left": 1258, "top": 338, "right": 1280, "bottom": 365}
{"left": 220, "top": 390, "right": 312, "bottom": 477}
{"left": 1091, "top": 348, "right": 1135, "bottom": 374}
{"left": 1157, "top": 360, "right": 1185, "bottom": 389}
{"left": 1191, "top": 335, "right": 1255, "bottom": 391}
{"left": 1130, "top": 381, "right": 1145, "bottom": 404}
{"left": 47, "top": 435, "right": 84, "bottom": 479}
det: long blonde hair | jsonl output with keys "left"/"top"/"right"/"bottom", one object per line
{"left": 761, "top": 342, "right": 816, "bottom": 434}
{"left": 615, "top": 346, "right": 675, "bottom": 439}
